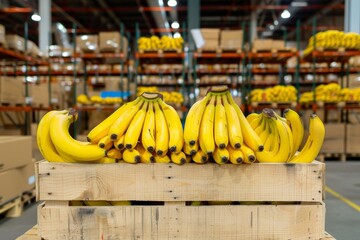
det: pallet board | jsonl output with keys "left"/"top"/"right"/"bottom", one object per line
{"left": 0, "top": 197, "right": 22, "bottom": 217}
{"left": 36, "top": 160, "right": 325, "bottom": 202}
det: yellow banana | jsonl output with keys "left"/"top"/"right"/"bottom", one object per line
{"left": 110, "top": 201, "right": 131, "bottom": 206}
{"left": 124, "top": 101, "right": 148, "bottom": 150}
{"left": 222, "top": 95, "right": 243, "bottom": 149}
{"left": 227, "top": 145, "right": 244, "bottom": 164}
{"left": 106, "top": 148, "right": 123, "bottom": 160}
{"left": 213, "top": 147, "right": 229, "bottom": 164}
{"left": 141, "top": 102, "right": 156, "bottom": 153}
{"left": 123, "top": 149, "right": 141, "bottom": 164}
{"left": 98, "top": 135, "right": 113, "bottom": 150}
{"left": 154, "top": 101, "right": 169, "bottom": 156}
{"left": 241, "top": 144, "right": 256, "bottom": 164}
{"left": 199, "top": 95, "right": 216, "bottom": 154}
{"left": 170, "top": 151, "right": 187, "bottom": 165}
{"left": 154, "top": 154, "right": 171, "bottom": 163}
{"left": 226, "top": 92, "right": 264, "bottom": 152}
{"left": 192, "top": 148, "right": 208, "bottom": 164}
{"left": 50, "top": 109, "right": 106, "bottom": 162}
{"left": 183, "top": 141, "right": 198, "bottom": 156}
{"left": 158, "top": 99, "right": 183, "bottom": 153}
{"left": 96, "top": 157, "right": 117, "bottom": 164}
{"left": 109, "top": 98, "right": 144, "bottom": 141}
{"left": 289, "top": 114, "right": 325, "bottom": 163}
{"left": 114, "top": 134, "right": 125, "bottom": 150}
{"left": 184, "top": 95, "right": 211, "bottom": 146}
{"left": 87, "top": 98, "right": 141, "bottom": 144}
{"left": 37, "top": 110, "right": 68, "bottom": 162}
{"left": 83, "top": 201, "right": 112, "bottom": 206}
{"left": 136, "top": 144, "right": 155, "bottom": 163}
{"left": 214, "top": 95, "right": 228, "bottom": 149}
{"left": 246, "top": 112, "right": 259, "bottom": 123}
{"left": 283, "top": 108, "right": 304, "bottom": 155}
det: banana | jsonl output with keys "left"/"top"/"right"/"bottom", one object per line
{"left": 289, "top": 114, "right": 325, "bottom": 163}
{"left": 192, "top": 148, "right": 208, "bottom": 164}
{"left": 98, "top": 135, "right": 113, "bottom": 150}
{"left": 50, "top": 109, "right": 106, "bottom": 162}
{"left": 199, "top": 95, "right": 216, "bottom": 154}
{"left": 154, "top": 154, "right": 171, "bottom": 163}
{"left": 263, "top": 121, "right": 275, "bottom": 151}
{"left": 183, "top": 142, "right": 198, "bottom": 156}
{"left": 114, "top": 134, "right": 125, "bottom": 150}
{"left": 154, "top": 101, "right": 169, "bottom": 156}
{"left": 136, "top": 144, "right": 155, "bottom": 163}
{"left": 110, "top": 201, "right": 132, "bottom": 206}
{"left": 158, "top": 99, "right": 184, "bottom": 153}
{"left": 226, "top": 92, "right": 264, "bottom": 152}
{"left": 246, "top": 113, "right": 259, "bottom": 124}
{"left": 258, "top": 117, "right": 270, "bottom": 144}
{"left": 141, "top": 102, "right": 156, "bottom": 153}
{"left": 241, "top": 144, "right": 256, "bottom": 164}
{"left": 124, "top": 101, "right": 148, "bottom": 150}
{"left": 70, "top": 201, "right": 85, "bottom": 206}
{"left": 106, "top": 148, "right": 123, "bottom": 160}
{"left": 227, "top": 145, "right": 244, "bottom": 164}
{"left": 37, "top": 110, "right": 68, "bottom": 162}
{"left": 255, "top": 109, "right": 293, "bottom": 163}
{"left": 222, "top": 95, "right": 243, "bottom": 149}
{"left": 184, "top": 94, "right": 210, "bottom": 146}
{"left": 83, "top": 201, "right": 112, "bottom": 206}
{"left": 283, "top": 108, "right": 304, "bottom": 154}
{"left": 214, "top": 95, "right": 228, "bottom": 149}
{"left": 109, "top": 98, "right": 144, "bottom": 141}
{"left": 87, "top": 98, "right": 141, "bottom": 144}
{"left": 170, "top": 151, "right": 187, "bottom": 165}
{"left": 96, "top": 157, "right": 117, "bottom": 164}
{"left": 213, "top": 147, "right": 229, "bottom": 164}
{"left": 123, "top": 149, "right": 141, "bottom": 164}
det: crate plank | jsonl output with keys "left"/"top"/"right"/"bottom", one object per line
{"left": 36, "top": 161, "right": 324, "bottom": 202}
{"left": 38, "top": 202, "right": 325, "bottom": 240}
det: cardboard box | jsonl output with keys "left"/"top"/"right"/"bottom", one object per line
{"left": 272, "top": 40, "right": 285, "bottom": 49}
{"left": 320, "top": 123, "right": 345, "bottom": 154}
{"left": 21, "top": 159, "right": 36, "bottom": 193}
{"left": 346, "top": 124, "right": 360, "bottom": 154}
{"left": 0, "top": 76, "right": 24, "bottom": 104}
{"left": 76, "top": 35, "right": 98, "bottom": 53}
{"left": 252, "top": 39, "right": 272, "bottom": 50}
{"left": 5, "top": 34, "right": 25, "bottom": 52}
{"left": 220, "top": 30, "right": 243, "bottom": 50}
{"left": 0, "top": 24, "right": 5, "bottom": 46}
{"left": 0, "top": 168, "right": 24, "bottom": 204}
{"left": 0, "top": 136, "right": 32, "bottom": 173}
{"left": 199, "top": 28, "right": 220, "bottom": 50}
{"left": 99, "top": 32, "right": 128, "bottom": 57}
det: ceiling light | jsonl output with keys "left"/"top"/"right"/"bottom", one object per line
{"left": 269, "top": 25, "right": 274, "bottom": 30}
{"left": 168, "top": 0, "right": 177, "bottom": 7}
{"left": 173, "top": 32, "right": 181, "bottom": 38}
{"left": 274, "top": 20, "right": 279, "bottom": 25}
{"left": 31, "top": 12, "right": 41, "bottom": 22}
{"left": 81, "top": 35, "right": 88, "bottom": 40}
{"left": 171, "top": 21, "right": 180, "bottom": 29}
{"left": 281, "top": 10, "right": 291, "bottom": 19}
{"left": 291, "top": 1, "right": 308, "bottom": 7}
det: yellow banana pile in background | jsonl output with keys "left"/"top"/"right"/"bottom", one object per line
{"left": 38, "top": 86, "right": 325, "bottom": 165}
{"left": 138, "top": 35, "right": 184, "bottom": 51}
{"left": 300, "top": 83, "right": 360, "bottom": 103}
{"left": 137, "top": 86, "right": 184, "bottom": 104}
{"left": 77, "top": 94, "right": 123, "bottom": 105}
{"left": 250, "top": 85, "right": 297, "bottom": 102}
{"left": 303, "top": 30, "right": 360, "bottom": 56}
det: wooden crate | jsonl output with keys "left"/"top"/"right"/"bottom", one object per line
{"left": 36, "top": 160, "right": 326, "bottom": 240}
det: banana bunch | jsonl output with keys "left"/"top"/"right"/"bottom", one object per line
{"left": 77, "top": 94, "right": 91, "bottom": 104}
{"left": 183, "top": 86, "right": 264, "bottom": 164}
{"left": 86, "top": 92, "right": 187, "bottom": 164}
{"left": 304, "top": 30, "right": 360, "bottom": 56}
{"left": 250, "top": 85, "right": 297, "bottom": 102}
{"left": 339, "top": 87, "right": 360, "bottom": 102}
{"left": 247, "top": 108, "right": 325, "bottom": 163}
{"left": 299, "top": 83, "right": 341, "bottom": 103}
{"left": 137, "top": 87, "right": 184, "bottom": 104}
{"left": 138, "top": 35, "right": 184, "bottom": 51}
{"left": 77, "top": 94, "right": 123, "bottom": 105}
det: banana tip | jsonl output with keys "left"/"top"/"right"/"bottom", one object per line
{"left": 249, "top": 155, "right": 256, "bottom": 162}
{"left": 180, "top": 158, "right": 186, "bottom": 165}
{"left": 189, "top": 140, "right": 196, "bottom": 146}
{"left": 125, "top": 144, "right": 132, "bottom": 150}
{"left": 237, "top": 158, "right": 243, "bottom": 164}
{"left": 99, "top": 143, "right": 105, "bottom": 148}
{"left": 110, "top": 134, "right": 118, "bottom": 141}
{"left": 201, "top": 156, "right": 208, "bottom": 163}
{"left": 258, "top": 145, "right": 264, "bottom": 152}
{"left": 150, "top": 157, "right": 156, "bottom": 163}
{"left": 219, "top": 144, "right": 226, "bottom": 149}
{"left": 190, "top": 150, "right": 197, "bottom": 156}
{"left": 310, "top": 114, "right": 318, "bottom": 119}
{"left": 234, "top": 143, "right": 241, "bottom": 149}
{"left": 156, "top": 150, "right": 163, "bottom": 156}
{"left": 147, "top": 146, "right": 154, "bottom": 153}
{"left": 135, "top": 156, "right": 141, "bottom": 163}
{"left": 169, "top": 146, "right": 176, "bottom": 152}
{"left": 86, "top": 137, "right": 91, "bottom": 142}
{"left": 221, "top": 157, "right": 229, "bottom": 164}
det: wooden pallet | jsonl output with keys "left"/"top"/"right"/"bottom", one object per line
{"left": 22, "top": 188, "right": 36, "bottom": 208}
{"left": 0, "top": 197, "right": 23, "bottom": 218}
{"left": 318, "top": 153, "right": 346, "bottom": 162}
{"left": 35, "top": 160, "right": 327, "bottom": 239}
{"left": 197, "top": 48, "right": 242, "bottom": 54}
{"left": 252, "top": 47, "right": 296, "bottom": 54}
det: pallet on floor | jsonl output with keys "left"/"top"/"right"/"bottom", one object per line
{"left": 0, "top": 197, "right": 23, "bottom": 218}
{"left": 22, "top": 188, "right": 36, "bottom": 208}
{"left": 318, "top": 153, "right": 346, "bottom": 162}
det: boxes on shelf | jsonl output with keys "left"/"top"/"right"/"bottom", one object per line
{"left": 99, "top": 31, "right": 128, "bottom": 57}
{"left": 220, "top": 30, "right": 243, "bottom": 51}
{"left": 0, "top": 24, "right": 6, "bottom": 46}
{"left": 272, "top": 39, "right": 285, "bottom": 49}
{"left": 199, "top": 28, "right": 220, "bottom": 50}
{"left": 346, "top": 124, "right": 360, "bottom": 154}
{"left": 252, "top": 39, "right": 273, "bottom": 51}
{"left": 5, "top": 34, "right": 25, "bottom": 52}
{"left": 36, "top": 160, "right": 325, "bottom": 240}
{"left": 76, "top": 35, "right": 98, "bottom": 53}
{"left": 321, "top": 123, "right": 345, "bottom": 154}
{"left": 0, "top": 136, "right": 32, "bottom": 172}
{"left": 0, "top": 76, "right": 24, "bottom": 104}
{"left": 21, "top": 158, "right": 36, "bottom": 193}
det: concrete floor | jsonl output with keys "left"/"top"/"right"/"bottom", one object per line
{"left": 0, "top": 161, "right": 359, "bottom": 240}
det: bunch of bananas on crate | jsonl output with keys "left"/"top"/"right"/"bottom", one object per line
{"left": 77, "top": 94, "right": 123, "bottom": 105}
{"left": 303, "top": 30, "right": 360, "bottom": 56}
{"left": 250, "top": 85, "right": 297, "bottom": 102}
{"left": 183, "top": 86, "right": 325, "bottom": 164}
{"left": 138, "top": 36, "right": 184, "bottom": 51}
{"left": 299, "top": 83, "right": 341, "bottom": 103}
{"left": 37, "top": 92, "right": 188, "bottom": 164}
{"left": 137, "top": 87, "right": 184, "bottom": 104}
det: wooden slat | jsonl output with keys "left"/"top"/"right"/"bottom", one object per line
{"left": 38, "top": 202, "right": 325, "bottom": 240}
{"left": 36, "top": 160, "right": 325, "bottom": 202}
